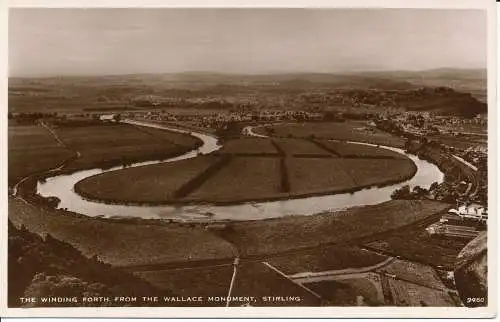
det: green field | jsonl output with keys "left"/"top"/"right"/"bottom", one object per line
{"left": 8, "top": 121, "right": 202, "bottom": 192}
{"left": 287, "top": 158, "right": 415, "bottom": 196}
{"left": 286, "top": 158, "right": 356, "bottom": 193}
{"left": 76, "top": 156, "right": 219, "bottom": 203}
{"left": 317, "top": 141, "right": 405, "bottom": 159}
{"left": 217, "top": 138, "right": 278, "bottom": 155}
{"left": 8, "top": 124, "right": 74, "bottom": 185}
{"left": 273, "top": 138, "right": 332, "bottom": 157}
{"left": 75, "top": 135, "right": 416, "bottom": 205}
{"left": 334, "top": 158, "right": 416, "bottom": 187}
{"left": 255, "top": 122, "right": 406, "bottom": 147}
{"left": 187, "top": 157, "right": 282, "bottom": 202}
{"left": 53, "top": 123, "right": 201, "bottom": 171}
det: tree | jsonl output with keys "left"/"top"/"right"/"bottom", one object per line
{"left": 391, "top": 185, "right": 411, "bottom": 200}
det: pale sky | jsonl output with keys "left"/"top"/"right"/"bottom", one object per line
{"left": 9, "top": 8, "right": 487, "bottom": 76}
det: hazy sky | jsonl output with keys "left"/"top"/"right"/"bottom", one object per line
{"left": 9, "top": 8, "right": 487, "bottom": 76}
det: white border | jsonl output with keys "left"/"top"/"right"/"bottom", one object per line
{"left": 1, "top": 0, "right": 497, "bottom": 319}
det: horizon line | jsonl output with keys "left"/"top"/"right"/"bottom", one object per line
{"left": 8, "top": 67, "right": 487, "bottom": 79}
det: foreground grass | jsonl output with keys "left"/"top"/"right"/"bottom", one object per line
{"left": 8, "top": 198, "right": 235, "bottom": 267}
{"left": 215, "top": 200, "right": 450, "bottom": 256}
{"left": 8, "top": 221, "right": 167, "bottom": 307}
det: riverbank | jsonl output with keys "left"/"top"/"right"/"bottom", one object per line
{"left": 8, "top": 198, "right": 236, "bottom": 267}
{"left": 8, "top": 197, "right": 449, "bottom": 266}
{"left": 73, "top": 156, "right": 417, "bottom": 207}
{"left": 212, "top": 199, "right": 450, "bottom": 256}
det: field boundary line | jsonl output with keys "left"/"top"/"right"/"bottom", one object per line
{"left": 262, "top": 261, "right": 322, "bottom": 300}
{"left": 288, "top": 256, "right": 395, "bottom": 280}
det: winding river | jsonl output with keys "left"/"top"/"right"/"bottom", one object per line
{"left": 37, "top": 120, "right": 444, "bottom": 222}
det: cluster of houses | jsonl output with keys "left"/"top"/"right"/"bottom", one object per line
{"left": 426, "top": 203, "right": 487, "bottom": 239}
{"left": 134, "top": 109, "right": 324, "bottom": 130}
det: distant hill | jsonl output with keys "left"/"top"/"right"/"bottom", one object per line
{"left": 9, "top": 70, "right": 487, "bottom": 116}
{"left": 351, "top": 68, "right": 487, "bottom": 102}
{"left": 395, "top": 87, "right": 487, "bottom": 117}
{"left": 10, "top": 72, "right": 415, "bottom": 90}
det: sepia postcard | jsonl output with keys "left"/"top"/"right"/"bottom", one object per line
{"left": 1, "top": 0, "right": 497, "bottom": 319}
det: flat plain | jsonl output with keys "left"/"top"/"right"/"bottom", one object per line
{"left": 254, "top": 121, "right": 406, "bottom": 147}
{"left": 75, "top": 156, "right": 219, "bottom": 203}
{"left": 186, "top": 157, "right": 282, "bottom": 202}
{"left": 53, "top": 122, "right": 201, "bottom": 171}
{"left": 8, "top": 124, "right": 74, "bottom": 185}
{"left": 75, "top": 136, "right": 416, "bottom": 205}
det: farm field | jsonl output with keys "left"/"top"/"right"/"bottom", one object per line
{"left": 273, "top": 138, "right": 332, "bottom": 157}
{"left": 427, "top": 134, "right": 487, "bottom": 150}
{"left": 317, "top": 140, "right": 405, "bottom": 159}
{"left": 286, "top": 158, "right": 355, "bottom": 193}
{"left": 186, "top": 157, "right": 282, "bottom": 202}
{"left": 334, "top": 158, "right": 416, "bottom": 187}
{"left": 75, "top": 156, "right": 219, "bottom": 204}
{"left": 286, "top": 158, "right": 415, "bottom": 195}
{"left": 8, "top": 124, "right": 74, "bottom": 185}
{"left": 75, "top": 135, "right": 416, "bottom": 205}
{"left": 52, "top": 122, "right": 202, "bottom": 171}
{"left": 364, "top": 223, "right": 468, "bottom": 270}
{"left": 216, "top": 137, "right": 278, "bottom": 155}
{"left": 214, "top": 200, "right": 450, "bottom": 256}
{"left": 255, "top": 122, "right": 406, "bottom": 147}
{"left": 267, "top": 245, "right": 388, "bottom": 275}
{"left": 304, "top": 277, "right": 383, "bottom": 306}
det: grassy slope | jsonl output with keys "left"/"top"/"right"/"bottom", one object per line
{"left": 215, "top": 200, "right": 450, "bottom": 256}
{"left": 8, "top": 221, "right": 167, "bottom": 307}
{"left": 8, "top": 198, "right": 235, "bottom": 267}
